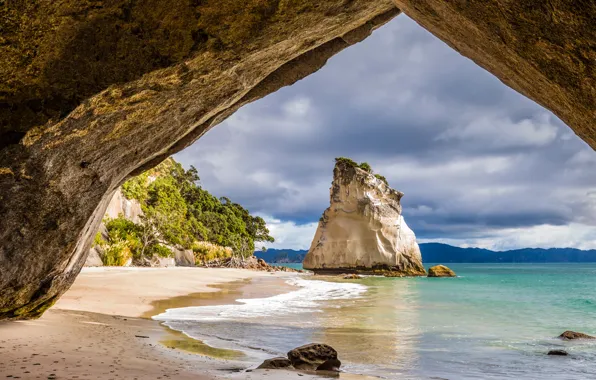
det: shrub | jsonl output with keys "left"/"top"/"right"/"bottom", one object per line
{"left": 335, "top": 157, "right": 358, "bottom": 168}
{"left": 358, "top": 162, "right": 372, "bottom": 173}
{"left": 104, "top": 216, "right": 144, "bottom": 259}
{"left": 93, "top": 232, "right": 105, "bottom": 247}
{"left": 102, "top": 239, "right": 132, "bottom": 266}
{"left": 374, "top": 174, "right": 389, "bottom": 186}
{"left": 121, "top": 172, "right": 149, "bottom": 202}
{"left": 147, "top": 244, "right": 174, "bottom": 258}
{"left": 192, "top": 241, "right": 233, "bottom": 265}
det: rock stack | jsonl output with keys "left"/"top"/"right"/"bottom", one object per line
{"left": 303, "top": 159, "right": 425, "bottom": 276}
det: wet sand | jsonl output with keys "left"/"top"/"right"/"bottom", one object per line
{"left": 0, "top": 267, "right": 377, "bottom": 380}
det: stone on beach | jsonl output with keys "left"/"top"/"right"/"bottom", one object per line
{"left": 316, "top": 358, "right": 342, "bottom": 372}
{"left": 428, "top": 265, "right": 456, "bottom": 278}
{"left": 287, "top": 343, "right": 339, "bottom": 371}
{"left": 257, "top": 357, "right": 293, "bottom": 369}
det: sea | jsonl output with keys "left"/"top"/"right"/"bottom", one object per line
{"left": 153, "top": 263, "right": 596, "bottom": 379}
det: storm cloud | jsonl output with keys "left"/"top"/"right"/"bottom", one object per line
{"left": 175, "top": 16, "right": 596, "bottom": 251}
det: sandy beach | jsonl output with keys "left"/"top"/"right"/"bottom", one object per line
{"left": 0, "top": 267, "right": 373, "bottom": 380}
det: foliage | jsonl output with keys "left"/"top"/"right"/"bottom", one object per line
{"left": 335, "top": 157, "right": 372, "bottom": 172}
{"left": 101, "top": 238, "right": 132, "bottom": 266}
{"left": 93, "top": 232, "right": 104, "bottom": 247}
{"left": 147, "top": 244, "right": 174, "bottom": 259}
{"left": 192, "top": 241, "right": 232, "bottom": 265}
{"left": 119, "top": 158, "right": 274, "bottom": 260}
{"left": 374, "top": 174, "right": 388, "bottom": 186}
{"left": 121, "top": 171, "right": 150, "bottom": 203}
{"left": 335, "top": 157, "right": 389, "bottom": 186}
{"left": 104, "top": 216, "right": 144, "bottom": 259}
{"left": 335, "top": 157, "right": 359, "bottom": 168}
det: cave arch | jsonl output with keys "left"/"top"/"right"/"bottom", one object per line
{"left": 0, "top": 1, "right": 594, "bottom": 319}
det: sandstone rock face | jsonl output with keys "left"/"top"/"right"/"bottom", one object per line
{"left": 0, "top": 1, "right": 594, "bottom": 320}
{"left": 84, "top": 247, "right": 104, "bottom": 268}
{"left": 303, "top": 161, "right": 425, "bottom": 276}
{"left": 104, "top": 189, "right": 144, "bottom": 224}
{"left": 0, "top": 1, "right": 399, "bottom": 319}
{"left": 172, "top": 247, "right": 196, "bottom": 267}
{"left": 428, "top": 265, "right": 457, "bottom": 278}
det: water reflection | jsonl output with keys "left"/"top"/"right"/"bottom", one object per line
{"left": 311, "top": 277, "right": 421, "bottom": 377}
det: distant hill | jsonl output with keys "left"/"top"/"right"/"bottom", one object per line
{"left": 255, "top": 249, "right": 307, "bottom": 263}
{"left": 420, "top": 243, "right": 596, "bottom": 263}
{"left": 256, "top": 244, "right": 596, "bottom": 263}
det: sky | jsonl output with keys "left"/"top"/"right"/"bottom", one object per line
{"left": 175, "top": 16, "right": 596, "bottom": 252}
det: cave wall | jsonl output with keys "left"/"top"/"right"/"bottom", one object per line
{"left": 393, "top": 0, "right": 595, "bottom": 148}
{"left": 0, "top": 0, "right": 400, "bottom": 319}
{"left": 0, "top": 0, "right": 594, "bottom": 320}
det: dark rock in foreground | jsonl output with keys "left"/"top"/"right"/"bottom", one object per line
{"left": 257, "top": 357, "right": 293, "bottom": 369}
{"left": 316, "top": 358, "right": 342, "bottom": 372}
{"left": 287, "top": 343, "right": 339, "bottom": 371}
{"left": 428, "top": 265, "right": 456, "bottom": 278}
{"left": 548, "top": 349, "right": 568, "bottom": 356}
{"left": 558, "top": 331, "right": 595, "bottom": 340}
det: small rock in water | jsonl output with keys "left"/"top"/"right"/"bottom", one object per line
{"left": 343, "top": 274, "right": 362, "bottom": 280}
{"left": 427, "top": 265, "right": 456, "bottom": 278}
{"left": 548, "top": 349, "right": 569, "bottom": 356}
{"left": 316, "top": 358, "right": 342, "bottom": 371}
{"left": 287, "top": 343, "right": 339, "bottom": 371}
{"left": 558, "top": 330, "right": 595, "bottom": 340}
{"left": 257, "top": 357, "right": 293, "bottom": 369}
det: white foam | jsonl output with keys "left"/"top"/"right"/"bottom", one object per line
{"left": 153, "top": 278, "right": 367, "bottom": 322}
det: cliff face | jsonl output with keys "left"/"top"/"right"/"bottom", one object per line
{"left": 0, "top": 1, "right": 593, "bottom": 320}
{"left": 84, "top": 188, "right": 144, "bottom": 267}
{"left": 303, "top": 161, "right": 425, "bottom": 275}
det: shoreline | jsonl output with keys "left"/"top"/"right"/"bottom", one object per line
{"left": 0, "top": 267, "right": 376, "bottom": 380}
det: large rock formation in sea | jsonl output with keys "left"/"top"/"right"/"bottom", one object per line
{"left": 0, "top": 1, "right": 593, "bottom": 319}
{"left": 303, "top": 159, "right": 425, "bottom": 276}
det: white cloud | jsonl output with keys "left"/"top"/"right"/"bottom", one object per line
{"left": 420, "top": 223, "right": 596, "bottom": 251}
{"left": 436, "top": 113, "right": 559, "bottom": 148}
{"left": 259, "top": 215, "right": 319, "bottom": 250}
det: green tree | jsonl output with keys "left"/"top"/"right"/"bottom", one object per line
{"left": 117, "top": 158, "right": 275, "bottom": 260}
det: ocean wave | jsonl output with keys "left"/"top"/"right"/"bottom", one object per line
{"left": 153, "top": 277, "right": 367, "bottom": 322}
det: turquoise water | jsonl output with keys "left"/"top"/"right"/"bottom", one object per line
{"left": 269, "top": 262, "right": 305, "bottom": 270}
{"left": 156, "top": 263, "right": 596, "bottom": 379}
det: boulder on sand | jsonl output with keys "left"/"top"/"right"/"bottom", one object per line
{"left": 428, "top": 265, "right": 456, "bottom": 278}
{"left": 343, "top": 274, "right": 362, "bottom": 280}
{"left": 257, "top": 357, "right": 293, "bottom": 369}
{"left": 316, "top": 358, "right": 342, "bottom": 371}
{"left": 558, "top": 331, "right": 595, "bottom": 340}
{"left": 287, "top": 343, "right": 339, "bottom": 370}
